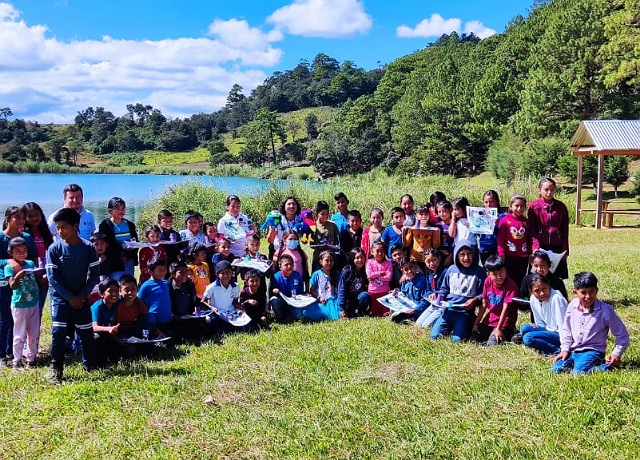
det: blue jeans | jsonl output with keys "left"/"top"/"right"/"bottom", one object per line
{"left": 344, "top": 292, "right": 371, "bottom": 318}
{"left": 552, "top": 350, "right": 611, "bottom": 374}
{"left": 430, "top": 309, "right": 475, "bottom": 342}
{"left": 50, "top": 299, "right": 96, "bottom": 372}
{"left": 521, "top": 324, "right": 561, "bottom": 355}
{"left": 416, "top": 306, "right": 444, "bottom": 328}
{"left": 0, "top": 284, "right": 13, "bottom": 359}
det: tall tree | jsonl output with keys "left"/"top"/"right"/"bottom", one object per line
{"left": 251, "top": 109, "right": 286, "bottom": 164}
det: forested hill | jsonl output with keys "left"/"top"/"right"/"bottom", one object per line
{"left": 1, "top": 0, "right": 638, "bottom": 181}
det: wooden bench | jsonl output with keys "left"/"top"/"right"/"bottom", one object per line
{"left": 600, "top": 209, "right": 640, "bottom": 227}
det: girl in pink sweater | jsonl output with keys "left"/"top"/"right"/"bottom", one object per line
{"left": 497, "top": 194, "right": 531, "bottom": 288}
{"left": 366, "top": 240, "right": 393, "bottom": 317}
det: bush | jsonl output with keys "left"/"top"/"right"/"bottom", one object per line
{"left": 106, "top": 152, "right": 145, "bottom": 167}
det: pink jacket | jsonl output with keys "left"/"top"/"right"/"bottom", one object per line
{"left": 365, "top": 258, "right": 393, "bottom": 294}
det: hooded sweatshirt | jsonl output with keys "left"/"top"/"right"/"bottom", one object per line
{"left": 437, "top": 239, "right": 485, "bottom": 310}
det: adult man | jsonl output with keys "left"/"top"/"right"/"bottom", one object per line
{"left": 47, "top": 183, "right": 96, "bottom": 240}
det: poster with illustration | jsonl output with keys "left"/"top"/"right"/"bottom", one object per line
{"left": 467, "top": 207, "right": 498, "bottom": 235}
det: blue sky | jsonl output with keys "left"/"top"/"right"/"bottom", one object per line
{"left": 0, "top": 0, "right": 534, "bottom": 123}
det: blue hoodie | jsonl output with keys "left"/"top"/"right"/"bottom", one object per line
{"left": 400, "top": 271, "right": 429, "bottom": 316}
{"left": 437, "top": 239, "right": 485, "bottom": 311}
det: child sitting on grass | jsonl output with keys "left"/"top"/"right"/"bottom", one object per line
{"left": 415, "top": 249, "right": 446, "bottom": 329}
{"left": 91, "top": 278, "right": 122, "bottom": 365}
{"left": 203, "top": 260, "right": 252, "bottom": 333}
{"left": 552, "top": 272, "right": 629, "bottom": 374}
{"left": 239, "top": 269, "right": 268, "bottom": 328}
{"left": 116, "top": 275, "right": 155, "bottom": 340}
{"left": 269, "top": 254, "right": 305, "bottom": 323}
{"left": 390, "top": 257, "right": 430, "bottom": 324}
{"left": 169, "top": 261, "right": 205, "bottom": 341}
{"left": 430, "top": 239, "right": 485, "bottom": 342}
{"left": 138, "top": 257, "right": 172, "bottom": 337}
{"left": 307, "top": 250, "right": 341, "bottom": 321}
{"left": 471, "top": 255, "right": 519, "bottom": 346}
{"left": 515, "top": 273, "right": 567, "bottom": 355}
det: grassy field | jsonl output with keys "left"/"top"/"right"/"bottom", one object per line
{"left": 0, "top": 224, "right": 639, "bottom": 459}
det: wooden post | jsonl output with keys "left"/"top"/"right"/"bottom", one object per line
{"left": 575, "top": 153, "right": 583, "bottom": 226}
{"left": 595, "top": 153, "right": 605, "bottom": 230}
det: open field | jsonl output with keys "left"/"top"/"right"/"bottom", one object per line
{"left": 0, "top": 224, "right": 638, "bottom": 459}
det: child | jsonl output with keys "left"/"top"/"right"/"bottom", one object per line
{"left": 521, "top": 250, "right": 568, "bottom": 300}
{"left": 203, "top": 221, "right": 218, "bottom": 246}
{"left": 337, "top": 248, "right": 370, "bottom": 318}
{"left": 139, "top": 225, "right": 167, "bottom": 285}
{"left": 307, "top": 250, "right": 341, "bottom": 321}
{"left": 390, "top": 258, "right": 429, "bottom": 324}
{"left": 211, "top": 238, "right": 239, "bottom": 283}
{"left": 157, "top": 209, "right": 183, "bottom": 266}
{"left": 310, "top": 200, "right": 340, "bottom": 272}
{"left": 380, "top": 207, "right": 405, "bottom": 260}
{"left": 528, "top": 178, "right": 570, "bottom": 279}
{"left": 331, "top": 192, "right": 350, "bottom": 232}
{"left": 138, "top": 257, "right": 172, "bottom": 337}
{"left": 241, "top": 234, "right": 269, "bottom": 301}
{"left": 415, "top": 249, "right": 446, "bottom": 328}
{"left": 168, "top": 261, "right": 205, "bottom": 341}
{"left": 516, "top": 273, "right": 568, "bottom": 355}
{"left": 389, "top": 244, "right": 406, "bottom": 289}
{"left": 203, "top": 260, "right": 251, "bottom": 333}
{"left": 471, "top": 255, "right": 519, "bottom": 346}
{"left": 497, "top": 194, "right": 531, "bottom": 288}
{"left": 448, "top": 197, "right": 471, "bottom": 247}
{"left": 87, "top": 232, "right": 111, "bottom": 305}
{"left": 46, "top": 208, "right": 100, "bottom": 384}
{"left": 187, "top": 243, "right": 210, "bottom": 298}
{"left": 269, "top": 254, "right": 305, "bottom": 323}
{"left": 239, "top": 269, "right": 268, "bottom": 328}
{"left": 430, "top": 239, "right": 486, "bottom": 342}
{"left": 366, "top": 240, "right": 393, "bottom": 317}
{"left": 180, "top": 210, "right": 206, "bottom": 244}
{"left": 435, "top": 200, "right": 454, "bottom": 267}
{"left": 400, "top": 194, "right": 416, "bottom": 227}
{"left": 472, "top": 190, "right": 505, "bottom": 265}
{"left": 217, "top": 195, "right": 257, "bottom": 258}
{"left": 98, "top": 197, "right": 139, "bottom": 281}
{"left": 22, "top": 202, "right": 53, "bottom": 311}
{"left": 361, "top": 207, "right": 385, "bottom": 259}
{"left": 91, "top": 278, "right": 122, "bottom": 365}
{"left": 116, "top": 274, "right": 154, "bottom": 340}
{"left": 402, "top": 204, "right": 441, "bottom": 266}
{"left": 338, "top": 210, "right": 363, "bottom": 271}
{"left": 552, "top": 272, "right": 629, "bottom": 374}
{"left": 1, "top": 206, "right": 38, "bottom": 367}
{"left": 5, "top": 237, "right": 43, "bottom": 370}
{"left": 429, "top": 191, "right": 446, "bottom": 225}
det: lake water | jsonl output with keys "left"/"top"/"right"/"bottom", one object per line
{"left": 0, "top": 173, "right": 290, "bottom": 222}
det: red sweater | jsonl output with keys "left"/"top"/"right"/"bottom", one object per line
{"left": 497, "top": 214, "right": 531, "bottom": 259}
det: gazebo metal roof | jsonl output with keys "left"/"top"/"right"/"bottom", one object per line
{"left": 570, "top": 120, "right": 640, "bottom": 154}
{"left": 570, "top": 120, "right": 640, "bottom": 229}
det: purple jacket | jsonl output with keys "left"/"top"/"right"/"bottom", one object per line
{"left": 528, "top": 198, "right": 569, "bottom": 254}
{"left": 560, "top": 299, "right": 629, "bottom": 356}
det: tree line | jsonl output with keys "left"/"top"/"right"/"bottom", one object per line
{"left": 0, "top": 0, "right": 638, "bottom": 187}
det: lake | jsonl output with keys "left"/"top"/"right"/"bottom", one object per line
{"left": 0, "top": 173, "right": 290, "bottom": 222}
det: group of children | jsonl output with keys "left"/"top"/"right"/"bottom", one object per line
{"left": 0, "top": 177, "right": 631, "bottom": 383}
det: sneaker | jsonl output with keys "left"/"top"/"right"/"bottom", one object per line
{"left": 46, "top": 368, "right": 63, "bottom": 385}
{"left": 24, "top": 361, "right": 35, "bottom": 370}
{"left": 511, "top": 333, "right": 523, "bottom": 345}
{"left": 12, "top": 361, "right": 25, "bottom": 372}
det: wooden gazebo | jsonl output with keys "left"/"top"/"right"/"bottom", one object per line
{"left": 570, "top": 120, "right": 640, "bottom": 229}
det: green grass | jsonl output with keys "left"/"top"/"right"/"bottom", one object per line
{"left": 142, "top": 148, "right": 211, "bottom": 166}
{"left": 1, "top": 227, "right": 639, "bottom": 459}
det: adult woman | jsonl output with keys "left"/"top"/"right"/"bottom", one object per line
{"left": 266, "top": 196, "right": 309, "bottom": 259}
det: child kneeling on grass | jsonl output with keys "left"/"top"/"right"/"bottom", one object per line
{"left": 552, "top": 271, "right": 629, "bottom": 375}
{"left": 430, "top": 239, "right": 485, "bottom": 342}
{"left": 471, "top": 255, "right": 519, "bottom": 346}
{"left": 516, "top": 273, "right": 567, "bottom": 355}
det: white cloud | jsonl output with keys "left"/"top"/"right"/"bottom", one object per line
{"left": 267, "top": 0, "right": 372, "bottom": 38}
{"left": 0, "top": 6, "right": 280, "bottom": 122}
{"left": 462, "top": 20, "right": 496, "bottom": 39}
{"left": 396, "top": 13, "right": 495, "bottom": 39}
